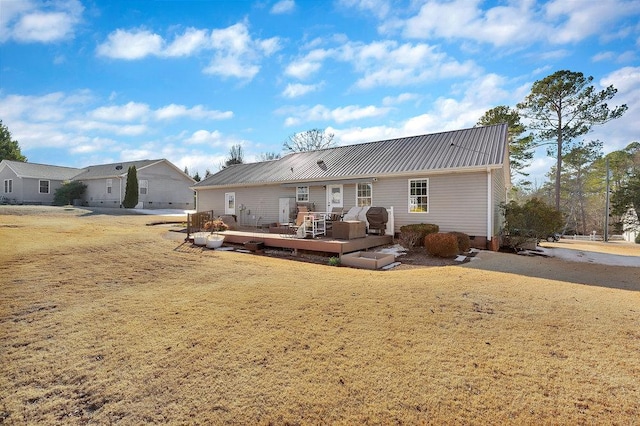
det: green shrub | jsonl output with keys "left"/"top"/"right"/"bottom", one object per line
{"left": 449, "top": 231, "right": 471, "bottom": 252}
{"left": 53, "top": 181, "right": 87, "bottom": 206}
{"left": 328, "top": 257, "right": 341, "bottom": 266}
{"left": 635, "top": 234, "right": 640, "bottom": 244}
{"left": 399, "top": 223, "right": 439, "bottom": 248}
{"left": 424, "top": 233, "right": 459, "bottom": 258}
{"left": 501, "top": 198, "right": 564, "bottom": 250}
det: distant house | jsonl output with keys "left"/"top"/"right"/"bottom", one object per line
{"left": 193, "top": 124, "right": 511, "bottom": 250}
{"left": 0, "top": 160, "right": 81, "bottom": 205}
{"left": 0, "top": 158, "right": 195, "bottom": 210}
{"left": 74, "top": 159, "right": 195, "bottom": 209}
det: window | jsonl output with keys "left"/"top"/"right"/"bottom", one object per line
{"left": 356, "top": 182, "right": 372, "bottom": 207}
{"left": 106, "top": 179, "right": 112, "bottom": 194}
{"left": 3, "top": 179, "right": 12, "bottom": 193}
{"left": 39, "top": 180, "right": 50, "bottom": 194}
{"left": 139, "top": 180, "right": 148, "bottom": 195}
{"left": 408, "top": 178, "right": 429, "bottom": 213}
{"left": 296, "top": 186, "right": 309, "bottom": 202}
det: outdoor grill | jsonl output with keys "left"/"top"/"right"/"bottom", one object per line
{"left": 366, "top": 207, "right": 388, "bottom": 235}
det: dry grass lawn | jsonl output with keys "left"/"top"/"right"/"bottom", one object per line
{"left": 1, "top": 207, "right": 639, "bottom": 424}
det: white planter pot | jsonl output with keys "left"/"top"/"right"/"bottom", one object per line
{"left": 206, "top": 234, "right": 225, "bottom": 249}
{"left": 193, "top": 232, "right": 208, "bottom": 246}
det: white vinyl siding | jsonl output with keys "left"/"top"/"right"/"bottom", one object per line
{"left": 374, "top": 173, "right": 488, "bottom": 236}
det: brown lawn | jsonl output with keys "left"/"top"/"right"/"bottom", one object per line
{"left": 1, "top": 206, "right": 639, "bottom": 424}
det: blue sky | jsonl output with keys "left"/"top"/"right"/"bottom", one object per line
{"left": 1, "top": 0, "right": 639, "bottom": 185}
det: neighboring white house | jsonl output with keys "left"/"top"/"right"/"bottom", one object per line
{"left": 0, "top": 160, "right": 81, "bottom": 205}
{"left": 621, "top": 208, "right": 639, "bottom": 243}
{"left": 0, "top": 158, "right": 195, "bottom": 209}
{"left": 193, "top": 124, "right": 511, "bottom": 250}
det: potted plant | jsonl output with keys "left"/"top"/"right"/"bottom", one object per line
{"left": 203, "top": 218, "right": 229, "bottom": 249}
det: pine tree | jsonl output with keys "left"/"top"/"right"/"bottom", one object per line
{"left": 122, "top": 166, "right": 139, "bottom": 208}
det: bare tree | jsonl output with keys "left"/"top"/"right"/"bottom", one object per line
{"left": 283, "top": 128, "right": 336, "bottom": 152}
{"left": 221, "top": 144, "right": 244, "bottom": 169}
{"left": 258, "top": 151, "right": 281, "bottom": 161}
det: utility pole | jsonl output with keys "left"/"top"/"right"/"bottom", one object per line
{"left": 604, "top": 158, "right": 610, "bottom": 242}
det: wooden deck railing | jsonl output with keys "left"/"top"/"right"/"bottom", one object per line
{"left": 186, "top": 210, "right": 214, "bottom": 240}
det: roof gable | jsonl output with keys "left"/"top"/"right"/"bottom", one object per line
{"left": 195, "top": 124, "right": 508, "bottom": 188}
{"left": 0, "top": 160, "right": 82, "bottom": 181}
{"left": 72, "top": 159, "right": 163, "bottom": 180}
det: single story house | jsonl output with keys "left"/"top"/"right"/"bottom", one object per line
{"left": 74, "top": 159, "right": 195, "bottom": 209}
{"left": 193, "top": 123, "right": 511, "bottom": 250}
{"left": 0, "top": 158, "right": 195, "bottom": 209}
{"left": 0, "top": 160, "right": 81, "bottom": 205}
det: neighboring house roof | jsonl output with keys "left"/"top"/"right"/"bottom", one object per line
{"left": 72, "top": 159, "right": 163, "bottom": 180}
{"left": 0, "top": 160, "right": 81, "bottom": 181}
{"left": 195, "top": 123, "right": 508, "bottom": 188}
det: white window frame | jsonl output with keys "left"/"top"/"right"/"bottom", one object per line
{"left": 356, "top": 182, "right": 372, "bottom": 207}
{"left": 106, "top": 179, "right": 113, "bottom": 194}
{"left": 4, "top": 179, "right": 12, "bottom": 193}
{"left": 39, "top": 180, "right": 50, "bottom": 194}
{"left": 139, "top": 179, "right": 148, "bottom": 195}
{"left": 408, "top": 178, "right": 429, "bottom": 213}
{"left": 296, "top": 186, "right": 309, "bottom": 202}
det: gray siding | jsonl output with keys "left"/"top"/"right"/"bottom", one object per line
{"left": 137, "top": 162, "right": 195, "bottom": 209}
{"left": 196, "top": 170, "right": 492, "bottom": 237}
{"left": 492, "top": 169, "right": 506, "bottom": 237}
{"left": 198, "top": 185, "right": 297, "bottom": 226}
{"left": 373, "top": 172, "right": 488, "bottom": 236}
{"left": 83, "top": 178, "right": 123, "bottom": 207}
{"left": 0, "top": 167, "right": 64, "bottom": 205}
{"left": 81, "top": 162, "right": 195, "bottom": 209}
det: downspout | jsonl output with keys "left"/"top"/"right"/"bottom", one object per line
{"left": 487, "top": 168, "right": 492, "bottom": 247}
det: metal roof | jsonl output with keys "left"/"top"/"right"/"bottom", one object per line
{"left": 0, "top": 160, "right": 82, "bottom": 181}
{"left": 195, "top": 123, "right": 508, "bottom": 188}
{"left": 72, "top": 159, "right": 163, "bottom": 180}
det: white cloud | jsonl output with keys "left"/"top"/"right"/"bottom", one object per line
{"left": 164, "top": 27, "right": 208, "bottom": 57}
{"left": 271, "top": 0, "right": 295, "bottom": 15}
{"left": 338, "top": 0, "right": 391, "bottom": 19}
{"left": 96, "top": 29, "right": 164, "bottom": 59}
{"left": 90, "top": 102, "right": 151, "bottom": 122}
{"left": 382, "top": 93, "right": 418, "bottom": 106}
{"left": 154, "top": 104, "right": 233, "bottom": 121}
{"left": 204, "top": 22, "right": 281, "bottom": 79}
{"left": 282, "top": 83, "right": 322, "bottom": 98}
{"left": 591, "top": 66, "right": 640, "bottom": 152}
{"left": 281, "top": 103, "right": 391, "bottom": 126}
{"left": 390, "top": 0, "right": 640, "bottom": 49}
{"left": 284, "top": 40, "right": 479, "bottom": 89}
{"left": 284, "top": 49, "right": 331, "bottom": 79}
{"left": 0, "top": 0, "right": 83, "bottom": 43}
{"left": 96, "top": 22, "right": 281, "bottom": 80}
{"left": 184, "top": 130, "right": 225, "bottom": 145}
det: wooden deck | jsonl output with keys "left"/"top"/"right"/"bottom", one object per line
{"left": 218, "top": 230, "right": 393, "bottom": 255}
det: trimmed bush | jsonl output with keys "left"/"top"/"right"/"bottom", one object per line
{"left": 425, "top": 233, "right": 459, "bottom": 258}
{"left": 399, "top": 223, "right": 439, "bottom": 248}
{"left": 449, "top": 231, "right": 471, "bottom": 253}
